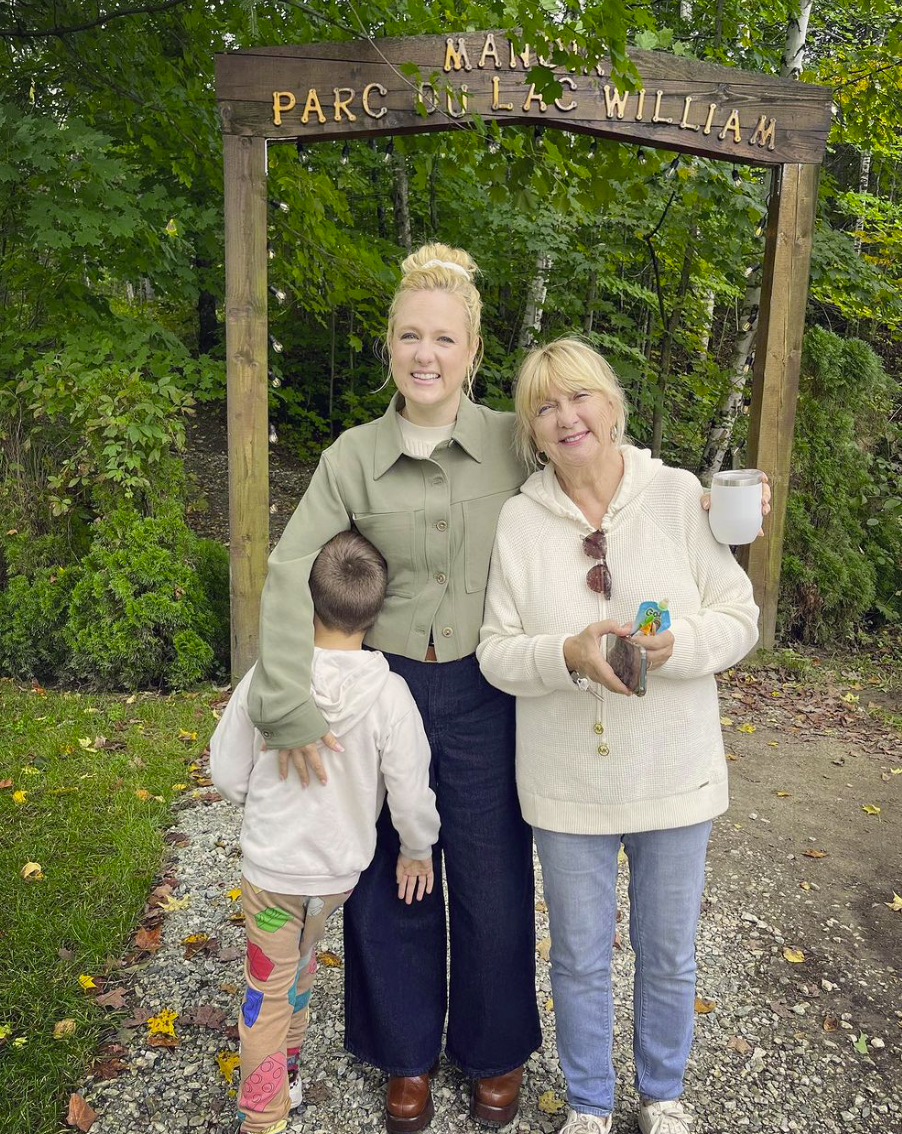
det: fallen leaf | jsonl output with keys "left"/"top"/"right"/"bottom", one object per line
{"left": 178, "top": 729, "right": 198, "bottom": 742}
{"left": 134, "top": 926, "right": 162, "bottom": 953}
{"left": 21, "top": 861, "right": 44, "bottom": 881}
{"left": 842, "top": 692, "right": 859, "bottom": 704}
{"left": 163, "top": 830, "right": 190, "bottom": 846}
{"left": 720, "top": 716, "right": 733, "bottom": 727}
{"left": 885, "top": 893, "right": 902, "bottom": 912}
{"left": 12, "top": 790, "right": 27, "bottom": 805}
{"left": 775, "top": 791, "right": 790, "bottom": 798}
{"left": 182, "top": 932, "right": 211, "bottom": 959}
{"left": 217, "top": 946, "right": 242, "bottom": 962}
{"left": 146, "top": 1008, "right": 178, "bottom": 1037}
{"left": 694, "top": 996, "right": 717, "bottom": 1014}
{"left": 534, "top": 899, "right": 547, "bottom": 913}
{"left": 66, "top": 1093, "right": 97, "bottom": 1131}
{"left": 737, "top": 723, "right": 756, "bottom": 734}
{"left": 890, "top": 768, "right": 902, "bottom": 775}
{"left": 803, "top": 849, "right": 828, "bottom": 859}
{"left": 799, "top": 881, "right": 813, "bottom": 891}
{"left": 95, "top": 988, "right": 128, "bottom": 1009}
{"left": 726, "top": 752, "right": 738, "bottom": 761}
{"left": 726, "top": 1035, "right": 752, "bottom": 1055}
{"left": 157, "top": 894, "right": 191, "bottom": 912}
{"left": 78, "top": 974, "right": 97, "bottom": 991}
{"left": 227, "top": 887, "right": 242, "bottom": 901}
{"left": 217, "top": 1049, "right": 241, "bottom": 1083}
{"left": 183, "top": 1004, "right": 226, "bottom": 1030}
{"left": 53, "top": 1019, "right": 77, "bottom": 1039}
{"left": 91, "top": 1053, "right": 128, "bottom": 1079}
{"left": 120, "top": 1007, "right": 152, "bottom": 1028}
{"left": 823, "top": 1016, "right": 839, "bottom": 1032}
{"left": 77, "top": 738, "right": 98, "bottom": 752}
{"left": 219, "top": 982, "right": 239, "bottom": 995}
{"left": 0, "top": 779, "right": 13, "bottom": 789}
{"left": 861, "top": 804, "right": 881, "bottom": 816}
{"left": 783, "top": 947, "right": 805, "bottom": 963}
{"left": 768, "top": 741, "right": 779, "bottom": 747}
{"left": 536, "top": 936, "right": 552, "bottom": 962}
{"left": 318, "top": 950, "right": 342, "bottom": 967}
{"left": 852, "top": 1032, "right": 869, "bottom": 1054}
{"left": 148, "top": 1033, "right": 180, "bottom": 1047}
{"left": 544, "top": 998, "right": 554, "bottom": 1012}
{"left": 171, "top": 783, "right": 188, "bottom": 791}
{"left": 537, "top": 1090, "right": 566, "bottom": 1115}
{"left": 305, "top": 1080, "right": 331, "bottom": 1104}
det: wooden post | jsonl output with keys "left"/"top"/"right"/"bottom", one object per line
{"left": 224, "top": 134, "right": 269, "bottom": 683}
{"left": 740, "top": 162, "right": 819, "bottom": 648}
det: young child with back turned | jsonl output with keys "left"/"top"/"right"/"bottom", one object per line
{"left": 211, "top": 531, "right": 440, "bottom": 1134}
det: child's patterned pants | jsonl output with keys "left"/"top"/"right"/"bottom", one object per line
{"left": 237, "top": 877, "right": 349, "bottom": 1134}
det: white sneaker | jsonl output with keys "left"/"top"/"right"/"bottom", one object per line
{"left": 638, "top": 1098, "right": 695, "bottom": 1134}
{"left": 287, "top": 1068, "right": 303, "bottom": 1110}
{"left": 560, "top": 1109, "right": 613, "bottom": 1134}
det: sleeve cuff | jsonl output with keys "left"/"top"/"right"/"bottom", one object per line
{"left": 534, "top": 634, "right": 578, "bottom": 691}
{"left": 255, "top": 701, "right": 329, "bottom": 749}
{"left": 399, "top": 844, "right": 433, "bottom": 861}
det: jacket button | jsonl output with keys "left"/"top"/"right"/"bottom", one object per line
{"left": 436, "top": 520, "right": 448, "bottom": 531}
{"left": 594, "top": 722, "right": 604, "bottom": 735}
{"left": 262, "top": 730, "right": 272, "bottom": 738}
{"left": 441, "top": 626, "right": 453, "bottom": 637}
{"left": 436, "top": 572, "right": 447, "bottom": 584}
{"left": 597, "top": 743, "right": 610, "bottom": 756}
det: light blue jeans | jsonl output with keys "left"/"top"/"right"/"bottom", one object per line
{"left": 533, "top": 821, "right": 712, "bottom": 1117}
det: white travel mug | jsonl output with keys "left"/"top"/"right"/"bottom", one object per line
{"left": 708, "top": 469, "right": 765, "bottom": 545}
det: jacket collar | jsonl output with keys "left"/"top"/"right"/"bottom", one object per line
{"left": 373, "top": 391, "right": 484, "bottom": 479}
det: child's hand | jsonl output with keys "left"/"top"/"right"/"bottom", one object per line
{"left": 396, "top": 855, "right": 434, "bottom": 904}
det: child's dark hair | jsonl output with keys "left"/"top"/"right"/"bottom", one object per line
{"left": 309, "top": 530, "right": 388, "bottom": 634}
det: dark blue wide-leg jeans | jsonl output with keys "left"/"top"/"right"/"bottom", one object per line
{"left": 343, "top": 653, "right": 541, "bottom": 1077}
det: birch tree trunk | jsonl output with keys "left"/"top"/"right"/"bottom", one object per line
{"left": 696, "top": 288, "right": 716, "bottom": 357}
{"left": 518, "top": 251, "right": 552, "bottom": 349}
{"left": 651, "top": 238, "right": 694, "bottom": 457}
{"left": 698, "top": 1, "right": 813, "bottom": 480}
{"left": 584, "top": 268, "right": 597, "bottom": 334}
{"left": 854, "top": 150, "right": 872, "bottom": 256}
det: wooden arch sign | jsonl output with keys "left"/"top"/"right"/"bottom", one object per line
{"left": 216, "top": 34, "right": 832, "bottom": 679}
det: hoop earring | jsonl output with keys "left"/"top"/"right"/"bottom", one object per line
{"left": 535, "top": 450, "right": 548, "bottom": 467}
{"left": 610, "top": 425, "right": 618, "bottom": 444}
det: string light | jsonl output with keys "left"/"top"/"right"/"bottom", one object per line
{"left": 270, "top": 375, "right": 281, "bottom": 388}
{"left": 295, "top": 140, "right": 309, "bottom": 165}
{"left": 269, "top": 199, "right": 289, "bottom": 213}
{"left": 731, "top": 167, "right": 743, "bottom": 185}
{"left": 383, "top": 138, "right": 394, "bottom": 162}
{"left": 487, "top": 136, "right": 500, "bottom": 154}
{"left": 269, "top": 286, "right": 287, "bottom": 303}
{"left": 267, "top": 245, "right": 275, "bottom": 261}
{"left": 664, "top": 156, "right": 680, "bottom": 180}
{"left": 755, "top": 221, "right": 766, "bottom": 237}
{"left": 269, "top": 335, "right": 283, "bottom": 354}
{"left": 269, "top": 424, "right": 278, "bottom": 444}
{"left": 636, "top": 147, "right": 646, "bottom": 164}
{"left": 341, "top": 142, "right": 350, "bottom": 165}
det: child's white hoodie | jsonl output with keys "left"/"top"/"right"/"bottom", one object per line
{"left": 211, "top": 648, "right": 439, "bottom": 895}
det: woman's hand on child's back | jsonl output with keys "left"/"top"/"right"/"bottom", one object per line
{"left": 271, "top": 733, "right": 344, "bottom": 787}
{"left": 396, "top": 855, "right": 435, "bottom": 904}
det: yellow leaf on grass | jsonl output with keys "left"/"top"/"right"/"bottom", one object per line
{"left": 861, "top": 804, "right": 881, "bottom": 816}
{"left": 78, "top": 737, "right": 97, "bottom": 750}
{"left": 536, "top": 936, "right": 552, "bottom": 962}
{"left": 217, "top": 1049, "right": 241, "bottom": 1083}
{"left": 21, "top": 861, "right": 44, "bottom": 881}
{"left": 782, "top": 947, "right": 805, "bottom": 963}
{"left": 227, "top": 887, "right": 242, "bottom": 901}
{"left": 146, "top": 1009, "right": 178, "bottom": 1037}
{"left": 78, "top": 974, "right": 96, "bottom": 990}
{"left": 720, "top": 717, "right": 733, "bottom": 727}
{"left": 178, "top": 729, "right": 198, "bottom": 741}
{"left": 22, "top": 765, "right": 41, "bottom": 775}
{"left": 12, "top": 790, "right": 27, "bottom": 805}
{"left": 537, "top": 1090, "right": 566, "bottom": 1115}
{"left": 694, "top": 996, "right": 717, "bottom": 1014}
{"left": 158, "top": 894, "right": 191, "bottom": 912}
{"left": 842, "top": 692, "right": 859, "bottom": 704}
{"left": 737, "top": 723, "right": 756, "bottom": 734}
{"left": 53, "top": 1019, "right": 76, "bottom": 1039}
{"left": 0, "top": 1024, "right": 11, "bottom": 1040}
{"left": 11, "top": 1036, "right": 26, "bottom": 1048}
{"left": 171, "top": 783, "right": 188, "bottom": 791}
{"left": 134, "top": 789, "right": 152, "bottom": 801}
{"left": 885, "top": 893, "right": 902, "bottom": 912}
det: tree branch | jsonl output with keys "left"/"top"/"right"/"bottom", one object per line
{"left": 0, "top": 0, "right": 188, "bottom": 39}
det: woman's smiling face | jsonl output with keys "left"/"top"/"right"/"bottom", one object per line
{"left": 531, "top": 385, "right": 617, "bottom": 471}
{"left": 390, "top": 290, "right": 476, "bottom": 424}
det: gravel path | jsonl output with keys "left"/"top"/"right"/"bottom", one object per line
{"left": 79, "top": 777, "right": 900, "bottom": 1134}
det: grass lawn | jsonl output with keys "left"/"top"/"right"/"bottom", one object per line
{"left": 0, "top": 678, "right": 221, "bottom": 1134}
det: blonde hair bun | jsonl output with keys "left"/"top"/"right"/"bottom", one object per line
{"left": 401, "top": 242, "right": 478, "bottom": 282}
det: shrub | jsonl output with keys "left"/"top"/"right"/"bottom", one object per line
{"left": 0, "top": 567, "right": 79, "bottom": 680}
{"left": 63, "top": 506, "right": 228, "bottom": 689}
{"left": 778, "top": 327, "right": 901, "bottom": 643}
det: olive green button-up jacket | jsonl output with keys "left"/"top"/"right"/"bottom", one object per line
{"left": 247, "top": 394, "right": 527, "bottom": 749}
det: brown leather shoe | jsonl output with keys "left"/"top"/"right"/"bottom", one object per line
{"left": 470, "top": 1065, "right": 524, "bottom": 1127}
{"left": 385, "top": 1071, "right": 435, "bottom": 1133}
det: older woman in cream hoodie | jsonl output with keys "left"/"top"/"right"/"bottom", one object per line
{"left": 477, "top": 339, "right": 759, "bottom": 1134}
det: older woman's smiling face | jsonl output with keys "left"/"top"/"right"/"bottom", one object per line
{"left": 531, "top": 386, "right": 617, "bottom": 471}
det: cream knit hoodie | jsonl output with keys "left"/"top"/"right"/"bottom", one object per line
{"left": 477, "top": 447, "right": 759, "bottom": 835}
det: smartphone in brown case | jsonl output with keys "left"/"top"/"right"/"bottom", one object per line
{"left": 606, "top": 636, "right": 648, "bottom": 696}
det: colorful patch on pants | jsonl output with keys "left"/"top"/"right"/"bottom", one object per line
{"left": 306, "top": 896, "right": 324, "bottom": 917}
{"left": 239, "top": 1051, "right": 287, "bottom": 1112}
{"left": 287, "top": 964, "right": 312, "bottom": 1013}
{"left": 242, "top": 985, "right": 264, "bottom": 1028}
{"left": 247, "top": 941, "right": 275, "bottom": 982}
{"left": 255, "top": 906, "right": 292, "bottom": 933}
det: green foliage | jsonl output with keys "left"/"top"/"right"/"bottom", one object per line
{"left": 63, "top": 506, "right": 227, "bottom": 689}
{"left": 779, "top": 328, "right": 901, "bottom": 643}
{"left": 0, "top": 567, "right": 78, "bottom": 679}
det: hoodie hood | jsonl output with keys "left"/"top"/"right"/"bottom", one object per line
{"left": 520, "top": 445, "right": 664, "bottom": 529}
{"left": 310, "top": 648, "right": 392, "bottom": 734}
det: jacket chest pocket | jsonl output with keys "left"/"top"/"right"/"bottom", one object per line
{"left": 351, "top": 510, "right": 416, "bottom": 597}
{"left": 462, "top": 489, "right": 518, "bottom": 593}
